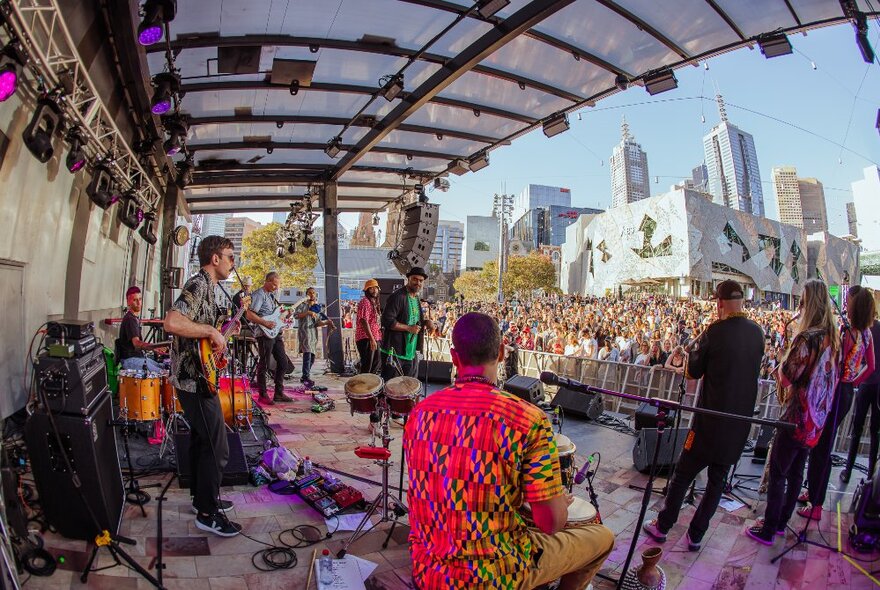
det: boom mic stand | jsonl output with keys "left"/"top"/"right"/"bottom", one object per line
{"left": 539, "top": 372, "right": 794, "bottom": 590}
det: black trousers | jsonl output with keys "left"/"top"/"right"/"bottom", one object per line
{"left": 846, "top": 383, "right": 880, "bottom": 476}
{"left": 806, "top": 381, "right": 854, "bottom": 506}
{"left": 656, "top": 447, "right": 730, "bottom": 542}
{"left": 356, "top": 338, "right": 381, "bottom": 374}
{"left": 762, "top": 431, "right": 810, "bottom": 534}
{"left": 257, "top": 335, "right": 287, "bottom": 397}
{"left": 381, "top": 352, "right": 418, "bottom": 382}
{"left": 177, "top": 381, "right": 229, "bottom": 515}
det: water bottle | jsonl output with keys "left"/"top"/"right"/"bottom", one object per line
{"left": 319, "top": 549, "right": 333, "bottom": 585}
{"left": 303, "top": 456, "right": 313, "bottom": 473}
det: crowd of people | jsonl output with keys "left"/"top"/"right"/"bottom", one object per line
{"left": 342, "top": 292, "right": 795, "bottom": 375}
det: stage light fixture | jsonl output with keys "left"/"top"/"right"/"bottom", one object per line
{"left": 449, "top": 158, "right": 470, "bottom": 176}
{"left": 542, "top": 112, "right": 569, "bottom": 138}
{"left": 150, "top": 72, "right": 180, "bottom": 115}
{"left": 0, "top": 43, "right": 25, "bottom": 103}
{"left": 380, "top": 74, "right": 404, "bottom": 102}
{"left": 139, "top": 213, "right": 157, "bottom": 244}
{"left": 643, "top": 68, "right": 678, "bottom": 95}
{"left": 324, "top": 136, "right": 342, "bottom": 158}
{"left": 309, "top": 44, "right": 320, "bottom": 54}
{"left": 162, "top": 116, "right": 189, "bottom": 156}
{"left": 22, "top": 97, "right": 62, "bottom": 163}
{"left": 138, "top": 0, "right": 177, "bottom": 46}
{"left": 276, "top": 120, "right": 284, "bottom": 129}
{"left": 65, "top": 127, "right": 87, "bottom": 173}
{"left": 854, "top": 12, "right": 875, "bottom": 64}
{"left": 266, "top": 145, "right": 274, "bottom": 154}
{"left": 117, "top": 191, "right": 144, "bottom": 230}
{"left": 476, "top": 0, "right": 509, "bottom": 18}
{"left": 289, "top": 79, "right": 299, "bottom": 96}
{"left": 757, "top": 32, "right": 792, "bottom": 58}
{"left": 614, "top": 74, "right": 628, "bottom": 91}
{"left": 86, "top": 164, "right": 118, "bottom": 209}
{"left": 468, "top": 152, "right": 489, "bottom": 172}
{"left": 433, "top": 177, "right": 450, "bottom": 192}
{"left": 175, "top": 154, "right": 194, "bottom": 188}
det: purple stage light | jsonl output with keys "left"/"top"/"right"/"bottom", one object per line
{"left": 0, "top": 67, "right": 18, "bottom": 102}
{"left": 151, "top": 99, "right": 171, "bottom": 115}
{"left": 68, "top": 158, "right": 86, "bottom": 172}
{"left": 138, "top": 24, "right": 163, "bottom": 46}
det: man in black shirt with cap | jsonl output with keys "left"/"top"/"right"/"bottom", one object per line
{"left": 643, "top": 279, "right": 764, "bottom": 551}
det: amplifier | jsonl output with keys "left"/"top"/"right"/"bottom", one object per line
{"left": 35, "top": 347, "right": 108, "bottom": 415}
{"left": 47, "top": 319, "right": 94, "bottom": 340}
{"left": 46, "top": 335, "right": 98, "bottom": 357}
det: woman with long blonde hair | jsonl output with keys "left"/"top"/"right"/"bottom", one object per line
{"left": 748, "top": 279, "right": 839, "bottom": 544}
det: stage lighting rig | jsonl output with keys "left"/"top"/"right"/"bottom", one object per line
{"left": 176, "top": 153, "right": 194, "bottom": 188}
{"left": 150, "top": 71, "right": 181, "bottom": 115}
{"left": 65, "top": 126, "right": 87, "bottom": 173}
{"left": 841, "top": 0, "right": 876, "bottom": 64}
{"left": 22, "top": 96, "right": 62, "bottom": 163}
{"left": 162, "top": 115, "right": 189, "bottom": 156}
{"left": 433, "top": 177, "right": 451, "bottom": 192}
{"left": 324, "top": 136, "right": 342, "bottom": 158}
{"left": 117, "top": 190, "right": 145, "bottom": 230}
{"left": 643, "top": 68, "right": 678, "bottom": 95}
{"left": 275, "top": 191, "right": 321, "bottom": 253}
{"left": 86, "top": 163, "right": 119, "bottom": 209}
{"left": 379, "top": 73, "right": 404, "bottom": 102}
{"left": 138, "top": 0, "right": 177, "bottom": 46}
{"left": 0, "top": 42, "right": 25, "bottom": 103}
{"left": 139, "top": 212, "right": 158, "bottom": 245}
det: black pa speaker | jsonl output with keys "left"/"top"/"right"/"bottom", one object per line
{"left": 25, "top": 393, "right": 124, "bottom": 540}
{"left": 175, "top": 431, "right": 250, "bottom": 488}
{"left": 376, "top": 277, "right": 405, "bottom": 309}
{"left": 552, "top": 387, "right": 604, "bottom": 421}
{"left": 419, "top": 360, "right": 453, "bottom": 384}
{"left": 751, "top": 426, "right": 775, "bottom": 464}
{"left": 634, "top": 402, "right": 678, "bottom": 430}
{"left": 391, "top": 202, "right": 439, "bottom": 275}
{"left": 632, "top": 428, "right": 688, "bottom": 474}
{"left": 504, "top": 375, "right": 544, "bottom": 406}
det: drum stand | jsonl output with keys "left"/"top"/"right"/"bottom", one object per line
{"left": 158, "top": 401, "right": 188, "bottom": 460}
{"left": 336, "top": 401, "right": 408, "bottom": 558}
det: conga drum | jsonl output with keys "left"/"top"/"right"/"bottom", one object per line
{"left": 345, "top": 374, "right": 383, "bottom": 415}
{"left": 384, "top": 376, "right": 422, "bottom": 415}
{"left": 520, "top": 497, "right": 599, "bottom": 528}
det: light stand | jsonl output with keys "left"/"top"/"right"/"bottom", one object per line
{"left": 539, "top": 372, "right": 794, "bottom": 590}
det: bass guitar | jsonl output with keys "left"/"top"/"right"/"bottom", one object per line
{"left": 259, "top": 296, "right": 307, "bottom": 339}
{"left": 198, "top": 296, "right": 250, "bottom": 393}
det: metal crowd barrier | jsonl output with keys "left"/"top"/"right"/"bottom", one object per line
{"left": 424, "top": 337, "right": 868, "bottom": 455}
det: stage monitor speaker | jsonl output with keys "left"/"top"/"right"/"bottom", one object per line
{"left": 632, "top": 427, "right": 688, "bottom": 474}
{"left": 751, "top": 425, "right": 775, "bottom": 464}
{"left": 24, "top": 393, "right": 124, "bottom": 540}
{"left": 504, "top": 375, "right": 544, "bottom": 405}
{"left": 552, "top": 387, "right": 604, "bottom": 421}
{"left": 634, "top": 402, "right": 678, "bottom": 430}
{"left": 418, "top": 360, "right": 453, "bottom": 384}
{"left": 175, "top": 431, "right": 250, "bottom": 488}
{"left": 391, "top": 202, "right": 439, "bottom": 275}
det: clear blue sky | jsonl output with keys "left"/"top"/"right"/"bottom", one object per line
{"left": 247, "top": 23, "right": 880, "bottom": 237}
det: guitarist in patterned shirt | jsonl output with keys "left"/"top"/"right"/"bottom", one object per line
{"left": 246, "top": 271, "right": 295, "bottom": 405}
{"left": 163, "top": 235, "right": 242, "bottom": 538}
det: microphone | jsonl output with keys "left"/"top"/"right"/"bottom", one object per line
{"left": 540, "top": 372, "right": 592, "bottom": 395}
{"left": 574, "top": 452, "right": 599, "bottom": 485}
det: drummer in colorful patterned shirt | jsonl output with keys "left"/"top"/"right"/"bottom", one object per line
{"left": 403, "top": 312, "right": 614, "bottom": 590}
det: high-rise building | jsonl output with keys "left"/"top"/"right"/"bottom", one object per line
{"left": 510, "top": 205, "right": 603, "bottom": 250}
{"left": 201, "top": 213, "right": 231, "bottom": 237}
{"left": 429, "top": 220, "right": 464, "bottom": 273}
{"left": 846, "top": 202, "right": 858, "bottom": 237}
{"left": 773, "top": 167, "right": 803, "bottom": 227}
{"left": 512, "top": 184, "right": 571, "bottom": 223}
{"left": 798, "top": 178, "right": 828, "bottom": 235}
{"left": 464, "top": 215, "right": 500, "bottom": 271}
{"left": 703, "top": 95, "right": 765, "bottom": 217}
{"left": 610, "top": 117, "right": 651, "bottom": 208}
{"left": 691, "top": 163, "right": 708, "bottom": 192}
{"left": 225, "top": 216, "right": 262, "bottom": 264}
{"left": 852, "top": 165, "right": 880, "bottom": 251}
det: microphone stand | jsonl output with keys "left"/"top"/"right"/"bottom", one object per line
{"left": 541, "top": 374, "right": 794, "bottom": 590}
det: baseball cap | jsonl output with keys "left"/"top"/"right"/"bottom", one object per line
{"left": 711, "top": 279, "right": 744, "bottom": 300}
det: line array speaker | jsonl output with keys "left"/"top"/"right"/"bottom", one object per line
{"left": 390, "top": 202, "right": 439, "bottom": 276}
{"left": 24, "top": 393, "right": 124, "bottom": 540}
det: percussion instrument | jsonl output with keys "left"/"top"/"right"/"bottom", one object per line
{"left": 345, "top": 374, "right": 383, "bottom": 415}
{"left": 118, "top": 372, "right": 161, "bottom": 421}
{"left": 520, "top": 497, "right": 599, "bottom": 529}
{"left": 218, "top": 377, "right": 254, "bottom": 427}
{"left": 555, "top": 434, "right": 577, "bottom": 492}
{"left": 160, "top": 375, "right": 182, "bottom": 414}
{"left": 384, "top": 376, "right": 422, "bottom": 415}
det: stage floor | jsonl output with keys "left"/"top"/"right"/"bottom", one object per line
{"left": 25, "top": 363, "right": 880, "bottom": 589}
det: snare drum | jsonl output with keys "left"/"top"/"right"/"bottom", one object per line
{"left": 520, "top": 497, "right": 599, "bottom": 529}
{"left": 218, "top": 377, "right": 254, "bottom": 427}
{"left": 118, "top": 375, "right": 162, "bottom": 421}
{"left": 345, "top": 374, "right": 383, "bottom": 415}
{"left": 556, "top": 434, "right": 577, "bottom": 492}
{"left": 384, "top": 376, "right": 422, "bottom": 415}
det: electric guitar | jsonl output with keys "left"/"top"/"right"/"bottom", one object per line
{"left": 198, "top": 296, "right": 250, "bottom": 393}
{"left": 259, "top": 296, "right": 307, "bottom": 339}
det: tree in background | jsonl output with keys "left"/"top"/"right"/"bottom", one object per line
{"left": 236, "top": 223, "right": 317, "bottom": 289}
{"left": 453, "top": 252, "right": 558, "bottom": 301}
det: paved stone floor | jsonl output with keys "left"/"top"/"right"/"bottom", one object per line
{"left": 24, "top": 361, "right": 880, "bottom": 589}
